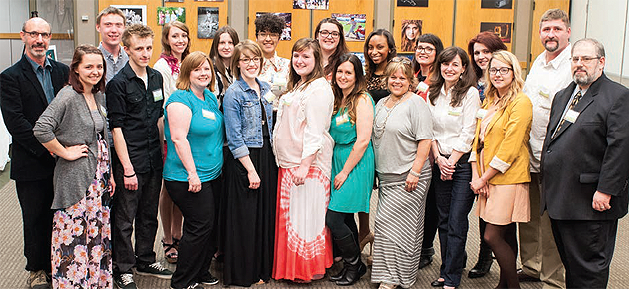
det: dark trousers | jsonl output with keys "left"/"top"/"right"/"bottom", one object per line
{"left": 421, "top": 180, "right": 439, "bottom": 257}
{"left": 551, "top": 218, "right": 618, "bottom": 289}
{"left": 111, "top": 162, "right": 162, "bottom": 274}
{"left": 326, "top": 209, "right": 359, "bottom": 245}
{"left": 434, "top": 162, "right": 474, "bottom": 287}
{"left": 165, "top": 180, "right": 217, "bottom": 289}
{"left": 16, "top": 178, "right": 54, "bottom": 272}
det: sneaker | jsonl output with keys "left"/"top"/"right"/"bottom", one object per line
{"left": 171, "top": 283, "right": 205, "bottom": 289}
{"left": 197, "top": 273, "right": 219, "bottom": 285}
{"left": 113, "top": 273, "right": 137, "bottom": 289}
{"left": 27, "top": 270, "right": 50, "bottom": 289}
{"left": 135, "top": 262, "right": 173, "bottom": 279}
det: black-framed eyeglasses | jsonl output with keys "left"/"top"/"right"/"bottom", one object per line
{"left": 319, "top": 30, "right": 340, "bottom": 39}
{"left": 23, "top": 30, "right": 51, "bottom": 39}
{"left": 416, "top": 46, "right": 434, "bottom": 54}
{"left": 257, "top": 32, "right": 280, "bottom": 39}
{"left": 240, "top": 57, "right": 261, "bottom": 64}
{"left": 488, "top": 67, "right": 513, "bottom": 75}
{"left": 571, "top": 56, "right": 600, "bottom": 64}
{"left": 391, "top": 57, "right": 412, "bottom": 65}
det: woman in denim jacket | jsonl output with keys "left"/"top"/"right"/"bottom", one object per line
{"left": 221, "top": 39, "right": 277, "bottom": 287}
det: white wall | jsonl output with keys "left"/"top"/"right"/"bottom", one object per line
{"left": 0, "top": 0, "right": 30, "bottom": 72}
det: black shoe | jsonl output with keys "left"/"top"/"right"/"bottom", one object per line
{"left": 113, "top": 273, "right": 138, "bottom": 289}
{"left": 517, "top": 268, "right": 541, "bottom": 282}
{"left": 430, "top": 278, "right": 444, "bottom": 287}
{"left": 336, "top": 260, "right": 366, "bottom": 286}
{"left": 468, "top": 251, "right": 493, "bottom": 278}
{"left": 329, "top": 267, "right": 347, "bottom": 282}
{"left": 418, "top": 255, "right": 433, "bottom": 269}
{"left": 135, "top": 262, "right": 174, "bottom": 279}
{"left": 334, "top": 233, "right": 366, "bottom": 286}
{"left": 197, "top": 273, "right": 219, "bottom": 286}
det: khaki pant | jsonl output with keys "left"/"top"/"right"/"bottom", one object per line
{"left": 518, "top": 173, "right": 565, "bottom": 289}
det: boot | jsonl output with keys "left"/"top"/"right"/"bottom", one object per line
{"left": 335, "top": 234, "right": 367, "bottom": 286}
{"left": 329, "top": 267, "right": 347, "bottom": 282}
{"left": 468, "top": 242, "right": 493, "bottom": 278}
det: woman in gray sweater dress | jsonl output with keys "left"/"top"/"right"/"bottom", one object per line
{"left": 33, "top": 45, "right": 114, "bottom": 289}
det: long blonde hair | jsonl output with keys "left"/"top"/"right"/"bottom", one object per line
{"left": 484, "top": 50, "right": 524, "bottom": 110}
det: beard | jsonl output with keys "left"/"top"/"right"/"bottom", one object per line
{"left": 544, "top": 39, "right": 559, "bottom": 52}
{"left": 573, "top": 71, "right": 594, "bottom": 86}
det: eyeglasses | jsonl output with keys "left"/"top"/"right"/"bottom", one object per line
{"left": 22, "top": 30, "right": 51, "bottom": 39}
{"left": 391, "top": 57, "right": 412, "bottom": 65}
{"left": 488, "top": 67, "right": 513, "bottom": 75}
{"left": 319, "top": 30, "right": 340, "bottom": 39}
{"left": 257, "top": 32, "right": 280, "bottom": 40}
{"left": 240, "top": 57, "right": 261, "bottom": 64}
{"left": 571, "top": 56, "right": 600, "bottom": 64}
{"left": 416, "top": 46, "right": 434, "bottom": 54}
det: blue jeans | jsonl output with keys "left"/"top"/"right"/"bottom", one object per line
{"left": 434, "top": 161, "right": 474, "bottom": 287}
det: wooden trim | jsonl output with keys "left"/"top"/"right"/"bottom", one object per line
{"left": 0, "top": 33, "right": 74, "bottom": 40}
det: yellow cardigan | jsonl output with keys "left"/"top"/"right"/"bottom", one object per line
{"left": 470, "top": 91, "right": 532, "bottom": 185}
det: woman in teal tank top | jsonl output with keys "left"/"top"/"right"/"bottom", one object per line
{"left": 326, "top": 53, "right": 375, "bottom": 286}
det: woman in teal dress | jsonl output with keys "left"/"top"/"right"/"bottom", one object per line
{"left": 326, "top": 53, "right": 375, "bottom": 286}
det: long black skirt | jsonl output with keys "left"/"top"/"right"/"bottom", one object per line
{"left": 222, "top": 135, "right": 278, "bottom": 287}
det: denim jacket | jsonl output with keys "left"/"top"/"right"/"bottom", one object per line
{"left": 223, "top": 77, "right": 274, "bottom": 159}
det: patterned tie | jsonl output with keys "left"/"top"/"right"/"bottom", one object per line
{"left": 552, "top": 91, "right": 582, "bottom": 139}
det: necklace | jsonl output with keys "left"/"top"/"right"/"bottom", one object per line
{"left": 373, "top": 93, "right": 407, "bottom": 140}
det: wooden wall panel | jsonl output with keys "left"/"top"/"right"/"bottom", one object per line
{"left": 247, "top": 0, "right": 311, "bottom": 59}
{"left": 393, "top": 0, "right": 455, "bottom": 51}
{"left": 453, "top": 0, "right": 514, "bottom": 52}
{"left": 529, "top": 0, "right": 570, "bottom": 61}
{"left": 311, "top": 0, "right": 375, "bottom": 53}
{"left": 99, "top": 0, "right": 228, "bottom": 66}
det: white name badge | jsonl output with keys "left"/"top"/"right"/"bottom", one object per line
{"left": 281, "top": 97, "right": 292, "bottom": 106}
{"left": 263, "top": 91, "right": 276, "bottom": 103}
{"left": 153, "top": 89, "right": 163, "bottom": 102}
{"left": 448, "top": 107, "right": 463, "bottom": 116}
{"left": 100, "top": 105, "right": 107, "bottom": 117}
{"left": 416, "top": 81, "right": 429, "bottom": 93}
{"left": 476, "top": 109, "right": 488, "bottom": 119}
{"left": 335, "top": 113, "right": 350, "bottom": 125}
{"left": 539, "top": 89, "right": 550, "bottom": 98}
{"left": 564, "top": 109, "right": 579, "bottom": 123}
{"left": 202, "top": 109, "right": 216, "bottom": 120}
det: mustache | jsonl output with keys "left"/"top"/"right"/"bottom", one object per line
{"left": 32, "top": 43, "right": 45, "bottom": 48}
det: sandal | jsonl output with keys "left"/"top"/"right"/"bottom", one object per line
{"left": 172, "top": 237, "right": 181, "bottom": 250}
{"left": 162, "top": 239, "right": 178, "bottom": 264}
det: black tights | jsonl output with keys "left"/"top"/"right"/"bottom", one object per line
{"left": 484, "top": 223, "right": 519, "bottom": 289}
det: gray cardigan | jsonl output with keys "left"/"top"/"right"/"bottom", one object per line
{"left": 33, "top": 85, "right": 109, "bottom": 209}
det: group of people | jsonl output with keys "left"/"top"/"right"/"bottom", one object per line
{"left": 1, "top": 5, "right": 628, "bottom": 289}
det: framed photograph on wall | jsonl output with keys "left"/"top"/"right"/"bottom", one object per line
{"left": 293, "top": 0, "right": 330, "bottom": 10}
{"left": 112, "top": 5, "right": 147, "bottom": 26}
{"left": 332, "top": 13, "right": 367, "bottom": 41}
{"left": 198, "top": 7, "right": 219, "bottom": 39}
{"left": 46, "top": 45, "right": 57, "bottom": 61}
{"left": 157, "top": 7, "right": 186, "bottom": 26}
{"left": 480, "top": 22, "right": 512, "bottom": 43}
{"left": 397, "top": 0, "right": 429, "bottom": 7}
{"left": 400, "top": 20, "right": 422, "bottom": 51}
{"left": 481, "top": 0, "right": 512, "bottom": 9}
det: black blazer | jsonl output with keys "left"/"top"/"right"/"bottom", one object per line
{"left": 540, "top": 74, "right": 629, "bottom": 220}
{"left": 0, "top": 54, "right": 69, "bottom": 181}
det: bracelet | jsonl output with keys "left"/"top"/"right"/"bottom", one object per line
{"left": 123, "top": 173, "right": 136, "bottom": 178}
{"left": 409, "top": 169, "right": 421, "bottom": 177}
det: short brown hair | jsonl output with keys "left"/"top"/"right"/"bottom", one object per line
{"left": 540, "top": 9, "right": 570, "bottom": 29}
{"left": 384, "top": 57, "right": 417, "bottom": 92}
{"left": 69, "top": 45, "right": 106, "bottom": 94}
{"left": 287, "top": 38, "right": 325, "bottom": 92}
{"left": 231, "top": 40, "right": 263, "bottom": 80}
{"left": 96, "top": 6, "right": 125, "bottom": 26}
{"left": 161, "top": 21, "right": 191, "bottom": 59}
{"left": 122, "top": 24, "right": 154, "bottom": 48}
{"left": 176, "top": 51, "right": 216, "bottom": 92}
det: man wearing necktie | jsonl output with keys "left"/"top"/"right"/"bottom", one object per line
{"left": 540, "top": 38, "right": 629, "bottom": 288}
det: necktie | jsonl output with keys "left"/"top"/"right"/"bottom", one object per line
{"left": 552, "top": 91, "right": 582, "bottom": 139}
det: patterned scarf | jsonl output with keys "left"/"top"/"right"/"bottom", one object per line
{"left": 160, "top": 53, "right": 180, "bottom": 75}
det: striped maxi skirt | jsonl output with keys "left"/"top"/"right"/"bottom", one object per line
{"left": 371, "top": 162, "right": 431, "bottom": 288}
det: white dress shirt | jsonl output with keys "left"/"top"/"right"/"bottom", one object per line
{"left": 428, "top": 86, "right": 481, "bottom": 156}
{"left": 524, "top": 44, "right": 573, "bottom": 172}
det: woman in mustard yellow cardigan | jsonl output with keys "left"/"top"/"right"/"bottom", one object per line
{"left": 469, "top": 50, "right": 532, "bottom": 289}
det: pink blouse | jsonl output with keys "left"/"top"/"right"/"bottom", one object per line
{"left": 272, "top": 77, "right": 334, "bottom": 177}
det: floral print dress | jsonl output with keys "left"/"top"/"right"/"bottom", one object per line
{"left": 51, "top": 134, "right": 112, "bottom": 289}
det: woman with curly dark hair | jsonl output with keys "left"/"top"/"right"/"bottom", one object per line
{"left": 255, "top": 13, "right": 290, "bottom": 98}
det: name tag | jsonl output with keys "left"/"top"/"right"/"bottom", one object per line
{"left": 539, "top": 89, "right": 550, "bottom": 98}
{"left": 416, "top": 81, "right": 429, "bottom": 93}
{"left": 281, "top": 97, "right": 292, "bottom": 106}
{"left": 448, "top": 107, "right": 463, "bottom": 116}
{"left": 335, "top": 113, "right": 350, "bottom": 125}
{"left": 564, "top": 109, "right": 579, "bottom": 123}
{"left": 153, "top": 89, "right": 163, "bottom": 102}
{"left": 476, "top": 109, "right": 488, "bottom": 119}
{"left": 263, "top": 91, "right": 276, "bottom": 103}
{"left": 202, "top": 109, "right": 216, "bottom": 120}
{"left": 273, "top": 74, "right": 287, "bottom": 87}
{"left": 99, "top": 105, "right": 107, "bottom": 117}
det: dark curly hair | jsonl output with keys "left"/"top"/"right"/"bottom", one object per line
{"left": 255, "top": 13, "right": 285, "bottom": 35}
